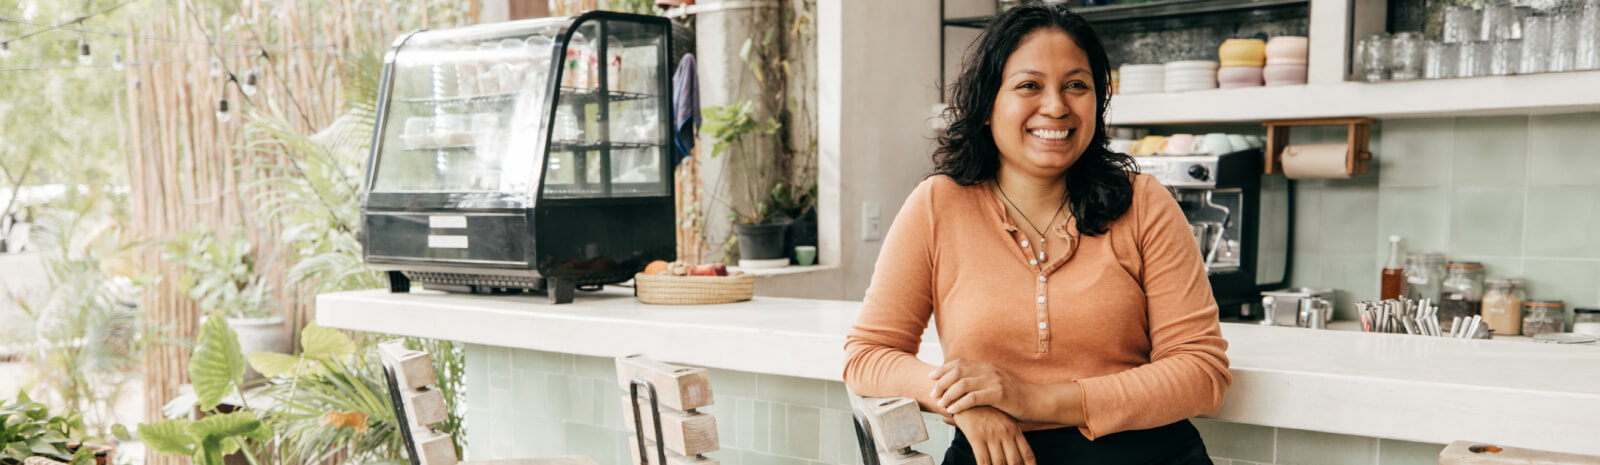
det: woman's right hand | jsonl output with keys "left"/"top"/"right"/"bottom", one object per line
{"left": 951, "top": 406, "right": 1035, "bottom": 465}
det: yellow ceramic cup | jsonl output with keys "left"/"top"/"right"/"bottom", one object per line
{"left": 1219, "top": 38, "right": 1267, "bottom": 67}
{"left": 1132, "top": 135, "right": 1167, "bottom": 156}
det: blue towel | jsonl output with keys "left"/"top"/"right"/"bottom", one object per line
{"left": 672, "top": 54, "right": 700, "bottom": 164}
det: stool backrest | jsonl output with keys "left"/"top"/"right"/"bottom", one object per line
{"left": 380, "top": 341, "right": 456, "bottom": 465}
{"left": 846, "top": 391, "right": 934, "bottom": 465}
{"left": 615, "top": 354, "right": 721, "bottom": 465}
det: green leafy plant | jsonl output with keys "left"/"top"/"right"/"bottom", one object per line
{"left": 0, "top": 391, "right": 104, "bottom": 465}
{"left": 139, "top": 315, "right": 271, "bottom": 465}
{"left": 161, "top": 230, "right": 274, "bottom": 319}
{"left": 245, "top": 326, "right": 413, "bottom": 464}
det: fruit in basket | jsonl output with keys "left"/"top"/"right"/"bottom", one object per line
{"left": 709, "top": 263, "right": 728, "bottom": 276}
{"left": 668, "top": 261, "right": 692, "bottom": 276}
{"left": 644, "top": 260, "right": 670, "bottom": 275}
{"left": 689, "top": 264, "right": 718, "bottom": 276}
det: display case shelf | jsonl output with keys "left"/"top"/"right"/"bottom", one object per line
{"left": 402, "top": 140, "right": 663, "bottom": 154}
{"left": 396, "top": 88, "right": 656, "bottom": 108}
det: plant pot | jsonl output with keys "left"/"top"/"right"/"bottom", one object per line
{"left": 226, "top": 316, "right": 291, "bottom": 381}
{"left": 734, "top": 223, "right": 788, "bottom": 261}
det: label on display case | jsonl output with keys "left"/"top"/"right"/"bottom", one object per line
{"left": 428, "top": 235, "right": 470, "bottom": 249}
{"left": 429, "top": 215, "right": 468, "bottom": 229}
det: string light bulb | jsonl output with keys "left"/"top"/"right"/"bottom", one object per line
{"left": 209, "top": 56, "right": 222, "bottom": 77}
{"left": 216, "top": 98, "right": 231, "bottom": 122}
{"left": 0, "top": 42, "right": 10, "bottom": 59}
{"left": 78, "top": 38, "right": 91, "bottom": 66}
{"left": 241, "top": 69, "right": 258, "bottom": 96}
{"left": 112, "top": 51, "right": 124, "bottom": 70}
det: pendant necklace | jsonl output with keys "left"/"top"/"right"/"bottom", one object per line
{"left": 995, "top": 181, "right": 1068, "bottom": 266}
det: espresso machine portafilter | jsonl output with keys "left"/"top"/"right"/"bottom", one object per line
{"left": 1134, "top": 149, "right": 1294, "bottom": 320}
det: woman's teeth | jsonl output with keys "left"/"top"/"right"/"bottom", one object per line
{"left": 1030, "top": 129, "right": 1071, "bottom": 140}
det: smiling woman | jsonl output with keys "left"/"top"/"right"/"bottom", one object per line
{"left": 842, "top": 4, "right": 1230, "bottom": 465}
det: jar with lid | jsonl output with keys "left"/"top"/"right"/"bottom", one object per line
{"left": 1404, "top": 253, "right": 1447, "bottom": 303}
{"left": 1573, "top": 308, "right": 1600, "bottom": 337}
{"left": 1522, "top": 300, "right": 1565, "bottom": 336}
{"left": 1481, "top": 278, "right": 1523, "bottom": 335}
{"left": 1439, "top": 261, "right": 1484, "bottom": 331}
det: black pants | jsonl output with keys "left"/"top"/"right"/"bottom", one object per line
{"left": 942, "top": 419, "right": 1210, "bottom": 465}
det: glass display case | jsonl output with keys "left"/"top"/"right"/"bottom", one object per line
{"left": 361, "top": 11, "right": 675, "bottom": 303}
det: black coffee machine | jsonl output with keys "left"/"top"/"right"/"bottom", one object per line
{"left": 1134, "top": 149, "right": 1293, "bottom": 320}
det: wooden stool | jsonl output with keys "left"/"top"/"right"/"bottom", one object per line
{"left": 615, "top": 354, "right": 721, "bottom": 465}
{"left": 379, "top": 341, "right": 598, "bottom": 465}
{"left": 847, "top": 390, "right": 935, "bottom": 465}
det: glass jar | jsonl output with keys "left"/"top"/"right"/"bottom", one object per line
{"left": 1404, "top": 253, "right": 1446, "bottom": 303}
{"left": 1481, "top": 278, "right": 1523, "bottom": 336}
{"left": 1439, "top": 262, "right": 1484, "bottom": 331}
{"left": 1573, "top": 308, "right": 1600, "bottom": 337}
{"left": 1522, "top": 300, "right": 1566, "bottom": 336}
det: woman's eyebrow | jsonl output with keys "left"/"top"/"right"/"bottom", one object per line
{"left": 1007, "top": 68, "right": 1092, "bottom": 79}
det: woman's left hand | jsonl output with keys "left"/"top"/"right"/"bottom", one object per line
{"left": 930, "top": 360, "right": 1035, "bottom": 418}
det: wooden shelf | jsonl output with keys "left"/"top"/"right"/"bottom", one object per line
{"left": 1104, "top": 70, "right": 1600, "bottom": 125}
{"left": 942, "top": 0, "right": 1308, "bottom": 28}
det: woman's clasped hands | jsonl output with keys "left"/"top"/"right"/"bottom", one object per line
{"left": 930, "top": 360, "right": 1042, "bottom": 465}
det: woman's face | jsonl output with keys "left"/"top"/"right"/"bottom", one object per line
{"left": 989, "top": 28, "right": 1097, "bottom": 180}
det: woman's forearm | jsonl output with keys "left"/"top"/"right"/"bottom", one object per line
{"left": 1016, "top": 381, "right": 1086, "bottom": 426}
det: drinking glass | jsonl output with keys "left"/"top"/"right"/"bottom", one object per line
{"left": 1357, "top": 33, "right": 1391, "bottom": 81}
{"left": 1521, "top": 15, "right": 1551, "bottom": 74}
{"left": 1459, "top": 40, "right": 1492, "bottom": 77}
{"left": 1482, "top": 2, "right": 1519, "bottom": 41}
{"left": 1390, "top": 32, "right": 1426, "bottom": 80}
{"left": 1578, "top": 0, "right": 1600, "bottom": 70}
{"left": 1513, "top": 6, "right": 1535, "bottom": 38}
{"left": 1425, "top": 40, "right": 1459, "bottom": 79}
{"left": 1490, "top": 39, "right": 1521, "bottom": 75}
{"left": 1445, "top": 6, "right": 1481, "bottom": 44}
{"left": 1550, "top": 13, "right": 1578, "bottom": 72}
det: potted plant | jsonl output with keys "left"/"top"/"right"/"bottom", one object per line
{"left": 703, "top": 101, "right": 793, "bottom": 266}
{"left": 163, "top": 230, "right": 288, "bottom": 380}
{"left": 0, "top": 391, "right": 128, "bottom": 465}
{"left": 140, "top": 316, "right": 273, "bottom": 465}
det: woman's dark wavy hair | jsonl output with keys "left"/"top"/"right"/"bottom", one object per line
{"left": 933, "top": 3, "right": 1137, "bottom": 236}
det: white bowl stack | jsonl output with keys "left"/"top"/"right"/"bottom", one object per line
{"left": 1163, "top": 60, "right": 1219, "bottom": 92}
{"left": 1118, "top": 64, "right": 1164, "bottom": 95}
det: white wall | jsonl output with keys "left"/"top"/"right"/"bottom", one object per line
{"left": 755, "top": 0, "right": 942, "bottom": 300}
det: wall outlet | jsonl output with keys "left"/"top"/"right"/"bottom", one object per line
{"left": 862, "top": 201, "right": 882, "bottom": 241}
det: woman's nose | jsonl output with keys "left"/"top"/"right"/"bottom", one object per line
{"left": 1039, "top": 91, "right": 1070, "bottom": 118}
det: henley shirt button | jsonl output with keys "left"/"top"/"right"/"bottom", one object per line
{"left": 1038, "top": 275, "right": 1046, "bottom": 282}
{"left": 1036, "top": 296, "right": 1046, "bottom": 304}
{"left": 1021, "top": 240, "right": 1029, "bottom": 248}
{"left": 1038, "top": 322, "right": 1047, "bottom": 329}
{"left": 1029, "top": 259, "right": 1038, "bottom": 266}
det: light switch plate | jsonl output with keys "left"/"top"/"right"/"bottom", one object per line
{"left": 862, "top": 201, "right": 882, "bottom": 241}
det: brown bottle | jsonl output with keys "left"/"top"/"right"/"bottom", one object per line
{"left": 1380, "top": 235, "right": 1404, "bottom": 300}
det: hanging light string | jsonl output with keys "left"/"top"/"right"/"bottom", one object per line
{"left": 0, "top": 0, "right": 141, "bottom": 45}
{"left": 0, "top": 16, "right": 335, "bottom": 50}
{"left": 0, "top": 50, "right": 269, "bottom": 72}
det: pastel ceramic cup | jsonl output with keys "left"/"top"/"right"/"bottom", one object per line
{"left": 1245, "top": 135, "right": 1266, "bottom": 148}
{"left": 1133, "top": 135, "right": 1167, "bottom": 156}
{"left": 794, "top": 246, "right": 817, "bottom": 266}
{"left": 1263, "top": 64, "right": 1308, "bottom": 86}
{"left": 1192, "top": 133, "right": 1237, "bottom": 155}
{"left": 1160, "top": 134, "right": 1197, "bottom": 155}
{"left": 1217, "top": 66, "right": 1264, "bottom": 88}
{"left": 1266, "top": 36, "right": 1310, "bottom": 65}
{"left": 1108, "top": 138, "right": 1138, "bottom": 153}
{"left": 1228, "top": 134, "right": 1253, "bottom": 151}
{"left": 1219, "top": 39, "right": 1268, "bottom": 67}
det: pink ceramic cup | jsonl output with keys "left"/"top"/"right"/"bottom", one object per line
{"left": 1159, "top": 134, "right": 1197, "bottom": 155}
{"left": 1217, "top": 66, "right": 1264, "bottom": 88}
{"left": 1263, "top": 64, "right": 1308, "bottom": 86}
{"left": 1266, "top": 36, "right": 1309, "bottom": 65}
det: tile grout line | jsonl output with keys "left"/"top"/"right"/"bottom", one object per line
{"left": 1519, "top": 115, "right": 1532, "bottom": 281}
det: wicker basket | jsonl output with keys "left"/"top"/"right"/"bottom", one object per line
{"left": 634, "top": 272, "right": 755, "bottom": 305}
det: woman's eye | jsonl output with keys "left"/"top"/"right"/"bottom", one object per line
{"left": 1017, "top": 82, "right": 1040, "bottom": 90}
{"left": 1067, "top": 82, "right": 1089, "bottom": 90}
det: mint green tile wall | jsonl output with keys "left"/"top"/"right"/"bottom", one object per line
{"left": 1290, "top": 112, "right": 1600, "bottom": 325}
{"left": 464, "top": 345, "right": 1448, "bottom": 465}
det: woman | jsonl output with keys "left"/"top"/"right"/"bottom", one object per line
{"left": 842, "top": 5, "right": 1230, "bottom": 465}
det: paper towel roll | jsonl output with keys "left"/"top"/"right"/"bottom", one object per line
{"left": 1281, "top": 143, "right": 1351, "bottom": 179}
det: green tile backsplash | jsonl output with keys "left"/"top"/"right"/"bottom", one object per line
{"left": 462, "top": 345, "right": 1447, "bottom": 465}
{"left": 1294, "top": 113, "right": 1600, "bottom": 320}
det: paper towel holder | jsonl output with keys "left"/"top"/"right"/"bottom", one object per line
{"left": 1262, "top": 118, "right": 1373, "bottom": 176}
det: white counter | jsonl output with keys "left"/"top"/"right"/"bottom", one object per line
{"left": 318, "top": 288, "right": 1600, "bottom": 456}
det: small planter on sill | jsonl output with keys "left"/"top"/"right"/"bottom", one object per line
{"left": 734, "top": 223, "right": 789, "bottom": 268}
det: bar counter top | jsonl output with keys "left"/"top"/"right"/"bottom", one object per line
{"left": 317, "top": 288, "right": 1600, "bottom": 456}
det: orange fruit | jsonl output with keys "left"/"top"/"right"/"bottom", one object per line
{"left": 643, "top": 260, "right": 670, "bottom": 275}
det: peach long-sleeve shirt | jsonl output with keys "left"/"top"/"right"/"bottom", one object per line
{"left": 842, "top": 173, "right": 1230, "bottom": 440}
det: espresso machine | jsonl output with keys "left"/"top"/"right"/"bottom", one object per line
{"left": 1135, "top": 149, "right": 1293, "bottom": 320}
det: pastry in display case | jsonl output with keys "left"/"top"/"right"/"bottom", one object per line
{"left": 360, "top": 11, "right": 675, "bottom": 303}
